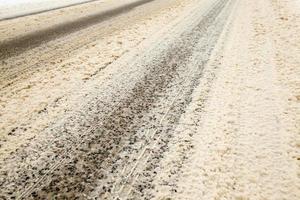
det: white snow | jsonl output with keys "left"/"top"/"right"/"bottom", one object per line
{"left": 0, "top": 0, "right": 104, "bottom": 20}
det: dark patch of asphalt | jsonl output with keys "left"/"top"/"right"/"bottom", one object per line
{"left": 0, "top": 0, "right": 154, "bottom": 60}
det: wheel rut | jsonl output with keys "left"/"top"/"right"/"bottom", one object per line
{"left": 0, "top": 0, "right": 235, "bottom": 199}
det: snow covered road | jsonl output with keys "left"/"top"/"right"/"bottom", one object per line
{"left": 0, "top": 0, "right": 299, "bottom": 199}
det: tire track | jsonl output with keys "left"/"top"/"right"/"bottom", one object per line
{"left": 104, "top": 1, "right": 235, "bottom": 199}
{"left": 0, "top": 0, "right": 233, "bottom": 198}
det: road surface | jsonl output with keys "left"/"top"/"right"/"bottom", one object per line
{"left": 0, "top": 0, "right": 299, "bottom": 199}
